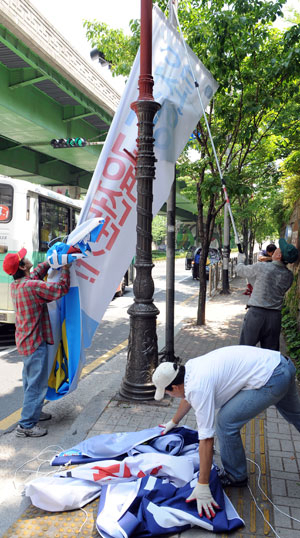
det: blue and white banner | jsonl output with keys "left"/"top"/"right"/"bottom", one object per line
{"left": 46, "top": 6, "right": 218, "bottom": 399}
{"left": 46, "top": 219, "right": 104, "bottom": 400}
{"left": 75, "top": 5, "right": 218, "bottom": 348}
{"left": 25, "top": 427, "right": 243, "bottom": 533}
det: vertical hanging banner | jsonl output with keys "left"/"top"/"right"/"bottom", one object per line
{"left": 47, "top": 5, "right": 219, "bottom": 401}
{"left": 76, "top": 5, "right": 218, "bottom": 349}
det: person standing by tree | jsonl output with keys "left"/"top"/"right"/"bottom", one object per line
{"left": 258, "top": 243, "right": 277, "bottom": 262}
{"left": 3, "top": 249, "right": 70, "bottom": 438}
{"left": 236, "top": 239, "right": 298, "bottom": 350}
{"left": 243, "top": 243, "right": 277, "bottom": 295}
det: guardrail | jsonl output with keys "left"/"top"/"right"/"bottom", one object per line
{"left": 208, "top": 257, "right": 238, "bottom": 297}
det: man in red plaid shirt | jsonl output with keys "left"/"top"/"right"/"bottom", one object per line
{"left": 3, "top": 248, "right": 70, "bottom": 437}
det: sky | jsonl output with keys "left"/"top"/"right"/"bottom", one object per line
{"left": 30, "top": 0, "right": 299, "bottom": 93}
{"left": 30, "top": 0, "right": 141, "bottom": 92}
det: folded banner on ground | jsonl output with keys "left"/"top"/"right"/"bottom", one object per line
{"left": 25, "top": 427, "right": 244, "bottom": 534}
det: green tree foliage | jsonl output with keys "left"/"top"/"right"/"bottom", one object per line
{"left": 84, "top": 0, "right": 300, "bottom": 324}
{"left": 84, "top": 19, "right": 139, "bottom": 77}
{"left": 152, "top": 214, "right": 167, "bottom": 245}
{"left": 280, "top": 151, "right": 300, "bottom": 208}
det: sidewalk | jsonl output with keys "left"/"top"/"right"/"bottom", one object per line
{"left": 3, "top": 276, "right": 300, "bottom": 538}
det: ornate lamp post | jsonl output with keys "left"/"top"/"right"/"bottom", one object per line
{"left": 120, "top": 0, "right": 161, "bottom": 400}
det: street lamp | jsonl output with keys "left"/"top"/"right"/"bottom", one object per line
{"left": 90, "top": 48, "right": 111, "bottom": 69}
{"left": 120, "top": 0, "right": 161, "bottom": 400}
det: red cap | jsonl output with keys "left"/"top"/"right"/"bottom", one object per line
{"left": 3, "top": 248, "right": 27, "bottom": 275}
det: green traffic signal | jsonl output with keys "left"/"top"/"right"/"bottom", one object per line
{"left": 50, "top": 137, "right": 87, "bottom": 148}
{"left": 74, "top": 137, "right": 87, "bottom": 147}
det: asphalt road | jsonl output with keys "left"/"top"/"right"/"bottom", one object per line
{"left": 0, "top": 258, "right": 199, "bottom": 429}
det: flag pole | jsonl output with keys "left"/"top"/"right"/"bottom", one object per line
{"left": 120, "top": 0, "right": 161, "bottom": 400}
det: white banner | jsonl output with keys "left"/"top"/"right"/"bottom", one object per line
{"left": 76, "top": 6, "right": 218, "bottom": 347}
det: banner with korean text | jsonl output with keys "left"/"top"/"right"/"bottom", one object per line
{"left": 76, "top": 6, "right": 218, "bottom": 348}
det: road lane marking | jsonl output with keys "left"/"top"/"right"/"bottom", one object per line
{"left": 80, "top": 339, "right": 128, "bottom": 378}
{"left": 0, "top": 290, "right": 199, "bottom": 432}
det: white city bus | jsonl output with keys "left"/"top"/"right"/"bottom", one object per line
{"left": 0, "top": 176, "right": 82, "bottom": 324}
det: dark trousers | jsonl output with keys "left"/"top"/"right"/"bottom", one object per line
{"left": 239, "top": 306, "right": 281, "bottom": 350}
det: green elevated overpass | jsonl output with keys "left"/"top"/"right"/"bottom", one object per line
{"left": 0, "top": 0, "right": 197, "bottom": 224}
{"left": 0, "top": 0, "right": 120, "bottom": 191}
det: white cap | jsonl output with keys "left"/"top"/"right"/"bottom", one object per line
{"left": 152, "top": 362, "right": 178, "bottom": 401}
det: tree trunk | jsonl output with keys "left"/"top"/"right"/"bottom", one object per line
{"left": 197, "top": 253, "right": 208, "bottom": 325}
{"left": 242, "top": 219, "right": 249, "bottom": 263}
{"left": 249, "top": 225, "right": 255, "bottom": 265}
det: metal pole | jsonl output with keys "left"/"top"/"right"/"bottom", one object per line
{"left": 221, "top": 203, "right": 230, "bottom": 294}
{"left": 163, "top": 0, "right": 178, "bottom": 362}
{"left": 120, "top": 0, "right": 161, "bottom": 400}
{"left": 165, "top": 175, "right": 176, "bottom": 360}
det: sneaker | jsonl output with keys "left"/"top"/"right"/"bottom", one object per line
{"left": 218, "top": 469, "right": 248, "bottom": 488}
{"left": 16, "top": 424, "right": 47, "bottom": 438}
{"left": 39, "top": 411, "right": 52, "bottom": 421}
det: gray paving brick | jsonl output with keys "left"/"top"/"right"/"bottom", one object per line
{"left": 267, "top": 438, "right": 281, "bottom": 450}
{"left": 272, "top": 528, "right": 300, "bottom": 538}
{"left": 269, "top": 456, "right": 283, "bottom": 471}
{"left": 270, "top": 470, "right": 300, "bottom": 481}
{"left": 266, "top": 407, "right": 278, "bottom": 418}
{"left": 265, "top": 421, "right": 279, "bottom": 433}
{"left": 280, "top": 439, "right": 295, "bottom": 451}
{"left": 283, "top": 456, "right": 299, "bottom": 473}
{"left": 294, "top": 440, "right": 300, "bottom": 452}
{"left": 291, "top": 507, "right": 300, "bottom": 530}
{"left": 269, "top": 450, "right": 295, "bottom": 458}
{"left": 286, "top": 480, "right": 300, "bottom": 498}
{"left": 270, "top": 478, "right": 287, "bottom": 496}
{"left": 278, "top": 422, "right": 292, "bottom": 434}
{"left": 266, "top": 432, "right": 291, "bottom": 440}
{"left": 274, "top": 506, "right": 292, "bottom": 528}
{"left": 273, "top": 495, "right": 300, "bottom": 508}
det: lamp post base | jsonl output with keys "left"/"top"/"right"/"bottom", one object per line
{"left": 120, "top": 300, "right": 159, "bottom": 401}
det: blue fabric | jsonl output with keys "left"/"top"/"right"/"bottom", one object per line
{"left": 47, "top": 242, "right": 81, "bottom": 267}
{"left": 97, "top": 468, "right": 243, "bottom": 536}
{"left": 51, "top": 427, "right": 199, "bottom": 466}
{"left": 216, "top": 355, "right": 300, "bottom": 481}
{"left": 46, "top": 286, "right": 84, "bottom": 400}
{"left": 20, "top": 342, "right": 49, "bottom": 429}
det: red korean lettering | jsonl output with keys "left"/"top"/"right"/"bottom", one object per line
{"left": 120, "top": 165, "right": 136, "bottom": 203}
{"left": 103, "top": 157, "right": 126, "bottom": 181}
{"left": 75, "top": 259, "right": 100, "bottom": 284}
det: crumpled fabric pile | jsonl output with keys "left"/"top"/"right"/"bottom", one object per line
{"left": 25, "top": 426, "right": 244, "bottom": 536}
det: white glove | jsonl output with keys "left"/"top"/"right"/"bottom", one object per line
{"left": 237, "top": 253, "right": 246, "bottom": 264}
{"left": 159, "top": 419, "right": 177, "bottom": 435}
{"left": 186, "top": 483, "right": 219, "bottom": 519}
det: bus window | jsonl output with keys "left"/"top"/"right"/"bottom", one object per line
{"left": 0, "top": 183, "right": 13, "bottom": 223}
{"left": 39, "top": 198, "right": 70, "bottom": 251}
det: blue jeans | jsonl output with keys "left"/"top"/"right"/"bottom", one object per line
{"left": 216, "top": 355, "right": 300, "bottom": 481}
{"left": 19, "top": 341, "right": 49, "bottom": 429}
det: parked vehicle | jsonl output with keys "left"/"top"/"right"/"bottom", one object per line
{"left": 0, "top": 176, "right": 82, "bottom": 324}
{"left": 191, "top": 247, "right": 221, "bottom": 280}
{"left": 185, "top": 246, "right": 196, "bottom": 270}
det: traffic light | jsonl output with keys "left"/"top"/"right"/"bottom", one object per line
{"left": 50, "top": 137, "right": 87, "bottom": 149}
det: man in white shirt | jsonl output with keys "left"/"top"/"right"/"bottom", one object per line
{"left": 152, "top": 346, "right": 300, "bottom": 520}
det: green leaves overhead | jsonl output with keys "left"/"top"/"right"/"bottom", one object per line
{"left": 84, "top": 0, "right": 299, "bottom": 268}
